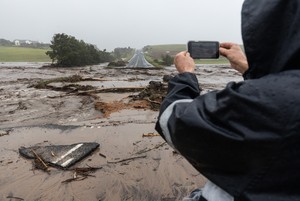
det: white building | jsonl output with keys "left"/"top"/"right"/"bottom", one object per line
{"left": 14, "top": 40, "right": 20, "bottom": 46}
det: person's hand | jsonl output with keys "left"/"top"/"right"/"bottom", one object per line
{"left": 219, "top": 42, "right": 249, "bottom": 74}
{"left": 174, "top": 51, "right": 195, "bottom": 73}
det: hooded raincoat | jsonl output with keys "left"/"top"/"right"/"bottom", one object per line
{"left": 156, "top": 1, "right": 300, "bottom": 200}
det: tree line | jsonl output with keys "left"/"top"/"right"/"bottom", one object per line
{"left": 2, "top": 34, "right": 140, "bottom": 67}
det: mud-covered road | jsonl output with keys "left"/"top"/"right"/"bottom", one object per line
{"left": 0, "top": 62, "right": 242, "bottom": 201}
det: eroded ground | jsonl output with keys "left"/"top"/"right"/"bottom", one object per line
{"left": 0, "top": 63, "right": 242, "bottom": 201}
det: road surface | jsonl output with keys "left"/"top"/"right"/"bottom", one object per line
{"left": 126, "top": 50, "right": 153, "bottom": 68}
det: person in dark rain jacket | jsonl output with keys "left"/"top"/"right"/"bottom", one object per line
{"left": 155, "top": 0, "right": 300, "bottom": 201}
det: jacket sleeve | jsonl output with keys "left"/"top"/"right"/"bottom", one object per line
{"left": 155, "top": 72, "right": 282, "bottom": 196}
{"left": 155, "top": 72, "right": 201, "bottom": 143}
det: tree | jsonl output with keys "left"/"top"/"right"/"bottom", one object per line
{"left": 46, "top": 33, "right": 113, "bottom": 67}
{"left": 161, "top": 54, "right": 174, "bottom": 66}
{"left": 0, "top": 39, "right": 13, "bottom": 46}
{"left": 113, "top": 47, "right": 135, "bottom": 60}
{"left": 99, "top": 50, "right": 114, "bottom": 63}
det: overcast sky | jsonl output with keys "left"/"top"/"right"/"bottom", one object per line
{"left": 0, "top": 0, "right": 244, "bottom": 51}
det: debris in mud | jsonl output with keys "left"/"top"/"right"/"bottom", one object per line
{"left": 62, "top": 166, "right": 102, "bottom": 184}
{"left": 32, "top": 75, "right": 84, "bottom": 89}
{"left": 19, "top": 142, "right": 102, "bottom": 183}
{"left": 7, "top": 102, "right": 28, "bottom": 114}
{"left": 99, "top": 153, "right": 107, "bottom": 158}
{"left": 17, "top": 101, "right": 27, "bottom": 110}
{"left": 31, "top": 149, "right": 50, "bottom": 172}
{"left": 30, "top": 75, "right": 97, "bottom": 93}
{"left": 28, "top": 74, "right": 168, "bottom": 119}
{"left": 78, "top": 86, "right": 144, "bottom": 95}
{"left": 131, "top": 80, "right": 168, "bottom": 110}
{"left": 62, "top": 84, "right": 96, "bottom": 92}
{"left": 107, "top": 60, "right": 128, "bottom": 67}
{"left": 107, "top": 155, "right": 147, "bottom": 164}
{"left": 135, "top": 142, "right": 167, "bottom": 155}
{"left": 142, "top": 133, "right": 160, "bottom": 137}
{"left": 0, "top": 129, "right": 12, "bottom": 137}
{"left": 19, "top": 142, "right": 100, "bottom": 169}
{"left": 6, "top": 195, "right": 24, "bottom": 201}
{"left": 94, "top": 80, "right": 167, "bottom": 117}
{"left": 95, "top": 100, "right": 150, "bottom": 118}
{"left": 61, "top": 176, "right": 86, "bottom": 183}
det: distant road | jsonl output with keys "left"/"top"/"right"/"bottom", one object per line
{"left": 126, "top": 50, "right": 153, "bottom": 68}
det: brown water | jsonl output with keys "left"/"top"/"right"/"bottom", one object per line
{"left": 0, "top": 63, "right": 242, "bottom": 201}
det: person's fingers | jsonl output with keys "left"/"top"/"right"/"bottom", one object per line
{"left": 174, "top": 52, "right": 185, "bottom": 64}
{"left": 220, "top": 42, "right": 235, "bottom": 49}
{"left": 219, "top": 47, "right": 229, "bottom": 57}
{"left": 175, "top": 52, "right": 182, "bottom": 59}
{"left": 181, "top": 51, "right": 187, "bottom": 55}
{"left": 176, "top": 51, "right": 192, "bottom": 59}
{"left": 176, "top": 51, "right": 186, "bottom": 58}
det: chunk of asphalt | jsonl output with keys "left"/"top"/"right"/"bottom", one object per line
{"left": 19, "top": 142, "right": 99, "bottom": 168}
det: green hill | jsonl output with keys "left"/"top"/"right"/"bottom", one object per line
{"left": 0, "top": 46, "right": 51, "bottom": 62}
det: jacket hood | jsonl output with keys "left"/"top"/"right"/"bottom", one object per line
{"left": 242, "top": 0, "right": 300, "bottom": 79}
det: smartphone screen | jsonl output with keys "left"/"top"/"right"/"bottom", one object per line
{"left": 187, "top": 41, "right": 219, "bottom": 59}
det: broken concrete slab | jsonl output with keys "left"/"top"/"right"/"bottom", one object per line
{"left": 19, "top": 142, "right": 99, "bottom": 168}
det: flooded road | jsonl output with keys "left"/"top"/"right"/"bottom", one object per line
{"left": 126, "top": 50, "right": 153, "bottom": 68}
{"left": 0, "top": 63, "right": 242, "bottom": 201}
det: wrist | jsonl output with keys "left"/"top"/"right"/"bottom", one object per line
{"left": 239, "top": 61, "right": 249, "bottom": 74}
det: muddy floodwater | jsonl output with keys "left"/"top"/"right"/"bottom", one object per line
{"left": 0, "top": 62, "right": 242, "bottom": 201}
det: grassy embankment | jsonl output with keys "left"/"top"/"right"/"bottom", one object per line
{"left": 0, "top": 46, "right": 51, "bottom": 62}
{"left": 144, "top": 44, "right": 229, "bottom": 66}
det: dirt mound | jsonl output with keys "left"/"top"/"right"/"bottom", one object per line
{"left": 94, "top": 81, "right": 168, "bottom": 117}
{"left": 95, "top": 100, "right": 150, "bottom": 118}
{"left": 131, "top": 81, "right": 167, "bottom": 107}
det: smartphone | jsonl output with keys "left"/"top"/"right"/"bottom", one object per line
{"left": 187, "top": 41, "right": 219, "bottom": 59}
